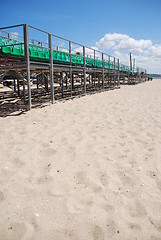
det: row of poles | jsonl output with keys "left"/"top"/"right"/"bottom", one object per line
{"left": 23, "top": 24, "right": 120, "bottom": 110}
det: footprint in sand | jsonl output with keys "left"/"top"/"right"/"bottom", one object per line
{"left": 127, "top": 200, "right": 146, "bottom": 218}
{"left": 118, "top": 142, "right": 125, "bottom": 147}
{"left": 146, "top": 132, "right": 156, "bottom": 139}
{"left": 101, "top": 135, "right": 107, "bottom": 139}
{"left": 75, "top": 171, "right": 92, "bottom": 186}
{"left": 40, "top": 148, "right": 57, "bottom": 158}
{"left": 92, "top": 225, "right": 105, "bottom": 240}
{"left": 0, "top": 167, "right": 16, "bottom": 179}
{"left": 124, "top": 148, "right": 131, "bottom": 153}
{"left": 117, "top": 170, "right": 135, "bottom": 187}
{"left": 31, "top": 216, "right": 39, "bottom": 232}
{"left": 148, "top": 147, "right": 155, "bottom": 152}
{"left": 119, "top": 133, "right": 127, "bottom": 139}
{"left": 12, "top": 157, "right": 25, "bottom": 167}
{"left": 0, "top": 221, "right": 35, "bottom": 240}
{"left": 46, "top": 228, "right": 78, "bottom": 240}
{"left": 66, "top": 172, "right": 102, "bottom": 214}
{"left": 148, "top": 201, "right": 161, "bottom": 232}
{"left": 148, "top": 171, "right": 161, "bottom": 191}
{"left": 127, "top": 222, "right": 142, "bottom": 231}
{"left": 127, "top": 130, "right": 138, "bottom": 137}
{"left": 66, "top": 189, "right": 94, "bottom": 214}
{"left": 61, "top": 136, "right": 68, "bottom": 144}
{"left": 106, "top": 219, "right": 116, "bottom": 238}
{"left": 41, "top": 142, "right": 50, "bottom": 148}
{"left": 100, "top": 173, "right": 109, "bottom": 187}
{"left": 134, "top": 138, "right": 148, "bottom": 148}
{"left": 0, "top": 191, "right": 5, "bottom": 202}
{"left": 103, "top": 204, "right": 115, "bottom": 214}
{"left": 118, "top": 154, "right": 128, "bottom": 160}
{"left": 155, "top": 179, "right": 161, "bottom": 191}
{"left": 75, "top": 172, "right": 102, "bottom": 192}
{"left": 36, "top": 174, "right": 54, "bottom": 185}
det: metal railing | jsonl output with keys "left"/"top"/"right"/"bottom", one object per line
{"left": 0, "top": 23, "right": 147, "bottom": 109}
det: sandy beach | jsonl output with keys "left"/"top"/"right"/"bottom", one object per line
{"left": 0, "top": 80, "right": 161, "bottom": 240}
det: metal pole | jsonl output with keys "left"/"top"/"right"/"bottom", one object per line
{"left": 37, "top": 76, "right": 39, "bottom": 89}
{"left": 72, "top": 73, "right": 74, "bottom": 91}
{"left": 49, "top": 33, "right": 54, "bottom": 103}
{"left": 118, "top": 59, "right": 120, "bottom": 87}
{"left": 102, "top": 53, "right": 104, "bottom": 89}
{"left": 128, "top": 72, "right": 130, "bottom": 84}
{"left": 23, "top": 78, "right": 26, "bottom": 104}
{"left": 17, "top": 79, "right": 20, "bottom": 97}
{"left": 61, "top": 72, "right": 64, "bottom": 97}
{"left": 114, "top": 57, "right": 116, "bottom": 87}
{"left": 44, "top": 73, "right": 48, "bottom": 92}
{"left": 23, "top": 24, "right": 31, "bottom": 110}
{"left": 69, "top": 41, "right": 72, "bottom": 97}
{"left": 108, "top": 55, "right": 110, "bottom": 87}
{"left": 83, "top": 46, "right": 86, "bottom": 95}
{"left": 130, "top": 52, "right": 132, "bottom": 70}
{"left": 94, "top": 50, "right": 96, "bottom": 89}
{"left": 65, "top": 73, "right": 68, "bottom": 90}
{"left": 133, "top": 58, "right": 135, "bottom": 72}
{"left": 14, "top": 77, "right": 16, "bottom": 92}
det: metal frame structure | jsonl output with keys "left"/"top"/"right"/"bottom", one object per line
{"left": 0, "top": 24, "right": 147, "bottom": 114}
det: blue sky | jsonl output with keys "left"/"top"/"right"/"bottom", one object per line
{"left": 1, "top": 0, "right": 161, "bottom": 73}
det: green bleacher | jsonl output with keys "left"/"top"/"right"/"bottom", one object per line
{"left": 0, "top": 35, "right": 131, "bottom": 72}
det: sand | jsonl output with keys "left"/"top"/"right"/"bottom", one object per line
{"left": 0, "top": 80, "right": 161, "bottom": 240}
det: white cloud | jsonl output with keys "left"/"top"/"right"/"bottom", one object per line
{"left": 11, "top": 32, "right": 19, "bottom": 40}
{"left": 145, "top": 44, "right": 161, "bottom": 59}
{"left": 73, "top": 45, "right": 101, "bottom": 58}
{"left": 114, "top": 50, "right": 161, "bottom": 73}
{"left": 95, "top": 33, "right": 161, "bottom": 73}
{"left": 96, "top": 33, "right": 128, "bottom": 49}
{"left": 96, "top": 33, "right": 152, "bottom": 52}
